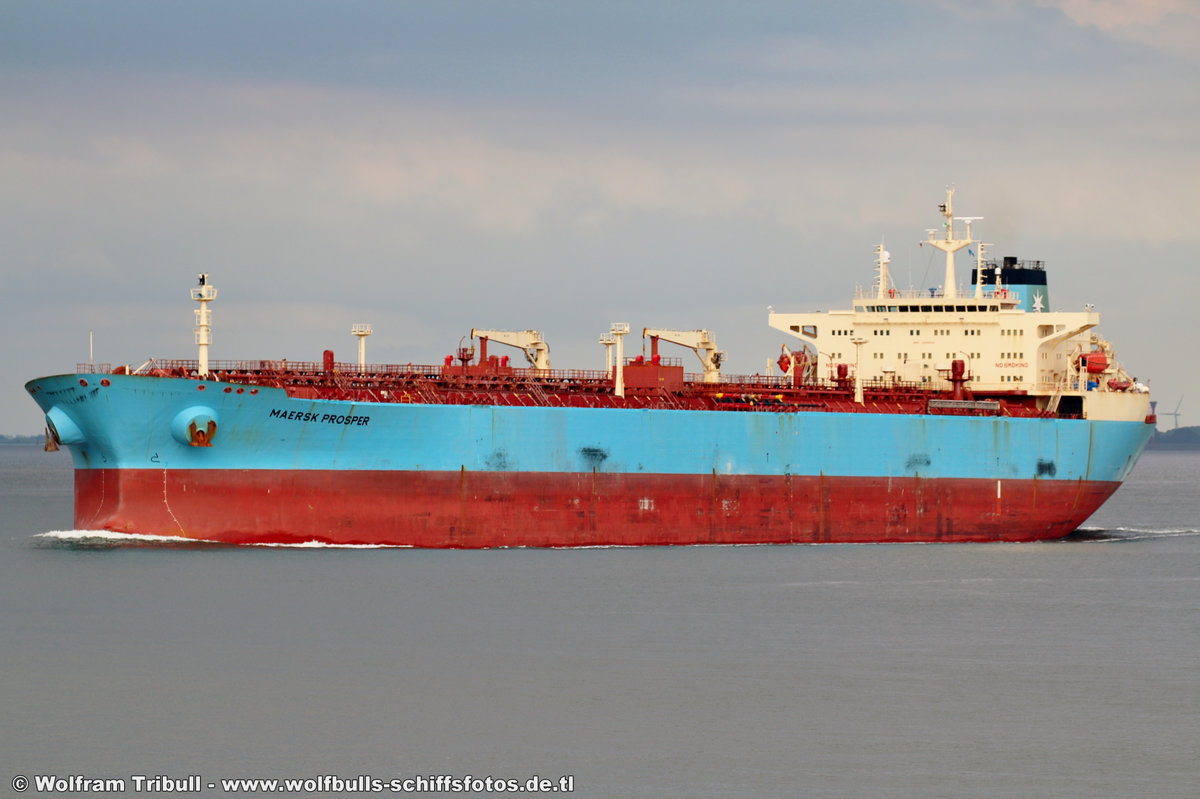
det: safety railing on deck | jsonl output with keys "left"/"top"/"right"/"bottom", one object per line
{"left": 852, "top": 286, "right": 1025, "bottom": 304}
{"left": 65, "top": 357, "right": 1065, "bottom": 416}
{"left": 100, "top": 357, "right": 970, "bottom": 396}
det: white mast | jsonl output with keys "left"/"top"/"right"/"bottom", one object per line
{"left": 351, "top": 323, "right": 373, "bottom": 371}
{"left": 610, "top": 322, "right": 630, "bottom": 398}
{"left": 874, "top": 242, "right": 892, "bottom": 299}
{"left": 599, "top": 332, "right": 616, "bottom": 372}
{"left": 974, "top": 240, "right": 991, "bottom": 299}
{"left": 922, "top": 187, "right": 979, "bottom": 300}
{"left": 190, "top": 274, "right": 217, "bottom": 377}
{"left": 851, "top": 337, "right": 866, "bottom": 405}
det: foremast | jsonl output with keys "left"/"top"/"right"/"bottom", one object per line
{"left": 191, "top": 274, "right": 217, "bottom": 378}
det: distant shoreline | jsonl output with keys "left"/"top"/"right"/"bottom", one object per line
{"left": 0, "top": 435, "right": 44, "bottom": 445}
{"left": 1148, "top": 426, "right": 1200, "bottom": 451}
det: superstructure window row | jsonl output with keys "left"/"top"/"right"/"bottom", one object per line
{"left": 861, "top": 305, "right": 1000, "bottom": 313}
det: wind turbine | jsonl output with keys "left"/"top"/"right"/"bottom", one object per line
{"left": 1162, "top": 397, "right": 1183, "bottom": 430}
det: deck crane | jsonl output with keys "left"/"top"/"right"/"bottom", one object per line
{"left": 642, "top": 328, "right": 724, "bottom": 383}
{"left": 470, "top": 329, "right": 551, "bottom": 371}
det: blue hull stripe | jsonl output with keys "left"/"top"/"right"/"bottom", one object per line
{"left": 28, "top": 375, "right": 1152, "bottom": 484}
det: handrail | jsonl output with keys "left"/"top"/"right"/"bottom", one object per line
{"left": 82, "top": 357, "right": 967, "bottom": 394}
{"left": 76, "top": 356, "right": 1072, "bottom": 403}
{"left": 850, "top": 288, "right": 1020, "bottom": 304}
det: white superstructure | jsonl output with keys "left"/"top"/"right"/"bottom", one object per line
{"left": 768, "top": 189, "right": 1150, "bottom": 422}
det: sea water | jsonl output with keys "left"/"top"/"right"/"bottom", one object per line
{"left": 1, "top": 444, "right": 1196, "bottom": 798}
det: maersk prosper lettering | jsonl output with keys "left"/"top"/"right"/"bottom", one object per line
{"left": 269, "top": 408, "right": 369, "bottom": 426}
{"left": 25, "top": 188, "right": 1154, "bottom": 547}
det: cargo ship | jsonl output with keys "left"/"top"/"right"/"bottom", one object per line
{"left": 26, "top": 189, "right": 1154, "bottom": 546}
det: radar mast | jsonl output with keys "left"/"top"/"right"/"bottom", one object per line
{"left": 922, "top": 187, "right": 980, "bottom": 300}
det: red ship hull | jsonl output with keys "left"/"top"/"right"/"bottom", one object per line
{"left": 75, "top": 468, "right": 1120, "bottom": 547}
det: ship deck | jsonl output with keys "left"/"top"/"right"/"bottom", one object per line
{"left": 82, "top": 358, "right": 1060, "bottom": 419}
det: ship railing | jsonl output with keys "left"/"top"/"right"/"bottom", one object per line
{"left": 684, "top": 373, "right": 949, "bottom": 395}
{"left": 134, "top": 358, "right": 446, "bottom": 379}
{"left": 688, "top": 373, "right": 812, "bottom": 389}
{"left": 112, "top": 358, "right": 967, "bottom": 399}
{"left": 529, "top": 367, "right": 613, "bottom": 383}
{"left": 107, "top": 357, "right": 836, "bottom": 390}
{"left": 624, "top": 356, "right": 685, "bottom": 367}
{"left": 852, "top": 286, "right": 1022, "bottom": 305}
{"left": 854, "top": 286, "right": 961, "bottom": 301}
{"left": 137, "top": 358, "right": 624, "bottom": 386}
{"left": 1041, "top": 374, "right": 1103, "bottom": 394}
{"left": 75, "top": 363, "right": 114, "bottom": 374}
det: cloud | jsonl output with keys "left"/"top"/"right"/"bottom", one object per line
{"left": 1050, "top": 0, "right": 1193, "bottom": 29}
{"left": 3, "top": 67, "right": 1196, "bottom": 284}
{"left": 1041, "top": 0, "right": 1200, "bottom": 55}
{"left": 3, "top": 74, "right": 767, "bottom": 252}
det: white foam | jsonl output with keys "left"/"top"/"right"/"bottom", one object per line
{"left": 35, "top": 530, "right": 413, "bottom": 548}
{"left": 36, "top": 529, "right": 219, "bottom": 544}
{"left": 34, "top": 527, "right": 1198, "bottom": 548}
{"left": 1077, "top": 526, "right": 1198, "bottom": 535}
{"left": 1073, "top": 526, "right": 1200, "bottom": 541}
{"left": 249, "top": 540, "right": 412, "bottom": 549}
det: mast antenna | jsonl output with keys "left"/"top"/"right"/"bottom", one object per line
{"left": 920, "top": 187, "right": 980, "bottom": 300}
{"left": 874, "top": 241, "right": 892, "bottom": 299}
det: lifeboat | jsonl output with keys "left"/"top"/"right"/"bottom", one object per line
{"left": 1076, "top": 351, "right": 1109, "bottom": 373}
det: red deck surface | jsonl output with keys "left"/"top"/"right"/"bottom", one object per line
{"left": 103, "top": 358, "right": 1057, "bottom": 418}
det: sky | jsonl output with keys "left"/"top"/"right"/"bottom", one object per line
{"left": 2, "top": 0, "right": 1198, "bottom": 434}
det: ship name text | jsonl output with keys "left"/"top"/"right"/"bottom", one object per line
{"left": 268, "top": 408, "right": 370, "bottom": 426}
